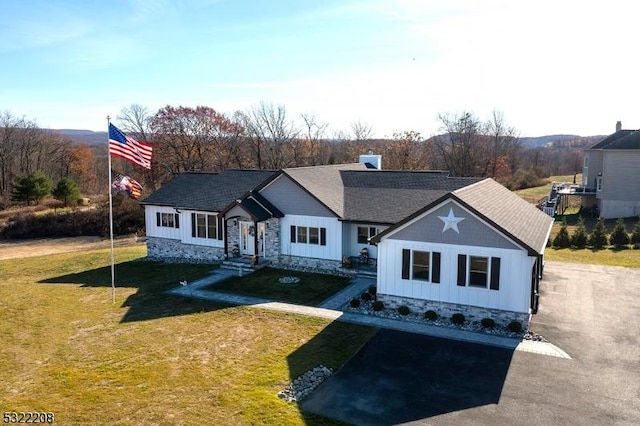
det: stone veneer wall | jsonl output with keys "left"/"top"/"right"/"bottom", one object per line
{"left": 377, "top": 294, "right": 530, "bottom": 327}
{"left": 147, "top": 236, "right": 224, "bottom": 263}
{"left": 274, "top": 255, "right": 344, "bottom": 275}
{"left": 226, "top": 218, "right": 241, "bottom": 254}
{"left": 263, "top": 218, "right": 280, "bottom": 261}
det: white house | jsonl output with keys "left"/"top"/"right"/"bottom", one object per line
{"left": 141, "top": 156, "right": 553, "bottom": 326}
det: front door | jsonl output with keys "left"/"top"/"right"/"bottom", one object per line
{"left": 239, "top": 221, "right": 255, "bottom": 256}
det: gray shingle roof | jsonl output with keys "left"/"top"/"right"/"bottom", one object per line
{"left": 341, "top": 171, "right": 481, "bottom": 223}
{"left": 590, "top": 129, "right": 640, "bottom": 149}
{"left": 141, "top": 169, "right": 277, "bottom": 211}
{"left": 283, "top": 163, "right": 368, "bottom": 216}
{"left": 452, "top": 179, "right": 554, "bottom": 254}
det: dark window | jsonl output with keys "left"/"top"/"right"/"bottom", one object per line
{"left": 432, "top": 252, "right": 441, "bottom": 283}
{"left": 401, "top": 249, "right": 410, "bottom": 280}
{"left": 309, "top": 227, "right": 319, "bottom": 244}
{"left": 357, "top": 226, "right": 369, "bottom": 244}
{"left": 412, "top": 251, "right": 430, "bottom": 281}
{"left": 490, "top": 257, "right": 501, "bottom": 290}
{"left": 297, "top": 226, "right": 308, "bottom": 243}
{"left": 469, "top": 256, "right": 488, "bottom": 287}
{"left": 457, "top": 254, "right": 466, "bottom": 286}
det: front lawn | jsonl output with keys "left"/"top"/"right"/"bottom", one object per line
{"left": 0, "top": 247, "right": 376, "bottom": 425}
{"left": 210, "top": 267, "right": 352, "bottom": 306}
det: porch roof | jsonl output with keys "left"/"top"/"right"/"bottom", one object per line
{"left": 221, "top": 191, "right": 284, "bottom": 221}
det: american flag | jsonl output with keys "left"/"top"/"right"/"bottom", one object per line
{"left": 108, "top": 123, "right": 152, "bottom": 169}
{"left": 111, "top": 170, "right": 144, "bottom": 199}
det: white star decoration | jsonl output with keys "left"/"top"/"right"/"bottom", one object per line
{"left": 438, "top": 208, "right": 465, "bottom": 234}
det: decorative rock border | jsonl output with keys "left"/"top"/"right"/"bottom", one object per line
{"left": 277, "top": 365, "right": 333, "bottom": 402}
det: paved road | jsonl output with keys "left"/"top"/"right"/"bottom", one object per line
{"left": 301, "top": 261, "right": 640, "bottom": 425}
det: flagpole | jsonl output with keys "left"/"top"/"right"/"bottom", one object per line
{"left": 107, "top": 115, "right": 116, "bottom": 304}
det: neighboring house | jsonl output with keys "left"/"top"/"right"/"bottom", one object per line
{"left": 142, "top": 155, "right": 553, "bottom": 326}
{"left": 582, "top": 121, "right": 640, "bottom": 219}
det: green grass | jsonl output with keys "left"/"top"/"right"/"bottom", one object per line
{"left": 0, "top": 246, "right": 377, "bottom": 425}
{"left": 545, "top": 247, "right": 640, "bottom": 268}
{"left": 211, "top": 267, "right": 352, "bottom": 306}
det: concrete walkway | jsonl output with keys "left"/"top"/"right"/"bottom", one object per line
{"left": 168, "top": 269, "right": 570, "bottom": 358}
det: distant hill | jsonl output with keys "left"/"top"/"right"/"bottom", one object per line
{"left": 49, "top": 129, "right": 108, "bottom": 146}
{"left": 519, "top": 134, "right": 605, "bottom": 149}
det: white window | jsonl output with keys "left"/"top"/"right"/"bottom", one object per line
{"left": 291, "top": 226, "right": 326, "bottom": 245}
{"left": 401, "top": 249, "right": 440, "bottom": 283}
{"left": 192, "top": 213, "right": 217, "bottom": 239}
{"left": 357, "top": 226, "right": 377, "bottom": 244}
{"left": 157, "top": 212, "right": 179, "bottom": 228}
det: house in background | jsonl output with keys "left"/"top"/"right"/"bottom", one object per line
{"left": 142, "top": 154, "right": 553, "bottom": 326}
{"left": 582, "top": 121, "right": 640, "bottom": 218}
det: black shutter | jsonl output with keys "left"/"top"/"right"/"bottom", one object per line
{"left": 432, "top": 252, "right": 441, "bottom": 283}
{"left": 174, "top": 214, "right": 179, "bottom": 229}
{"left": 401, "top": 249, "right": 410, "bottom": 280}
{"left": 320, "top": 228, "right": 326, "bottom": 246}
{"left": 191, "top": 213, "right": 196, "bottom": 237}
{"left": 156, "top": 212, "right": 160, "bottom": 227}
{"left": 457, "top": 254, "right": 466, "bottom": 286}
{"left": 217, "top": 216, "right": 223, "bottom": 240}
{"left": 290, "top": 226, "right": 296, "bottom": 243}
{"left": 490, "top": 257, "right": 501, "bottom": 290}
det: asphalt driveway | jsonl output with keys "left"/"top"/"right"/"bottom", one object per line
{"left": 301, "top": 261, "right": 640, "bottom": 425}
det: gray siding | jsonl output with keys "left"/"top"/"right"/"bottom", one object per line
{"left": 388, "top": 202, "right": 520, "bottom": 250}
{"left": 260, "top": 175, "right": 335, "bottom": 217}
{"left": 584, "top": 150, "right": 603, "bottom": 189}
{"left": 601, "top": 151, "right": 640, "bottom": 201}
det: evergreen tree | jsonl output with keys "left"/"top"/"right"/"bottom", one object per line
{"left": 52, "top": 177, "right": 81, "bottom": 207}
{"left": 11, "top": 171, "right": 52, "bottom": 205}
{"left": 609, "top": 218, "right": 630, "bottom": 249}
{"left": 588, "top": 217, "right": 609, "bottom": 250}
{"left": 630, "top": 216, "right": 640, "bottom": 249}
{"left": 553, "top": 218, "right": 570, "bottom": 248}
{"left": 570, "top": 217, "right": 588, "bottom": 249}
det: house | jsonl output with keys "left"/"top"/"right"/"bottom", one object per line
{"left": 582, "top": 121, "right": 640, "bottom": 218}
{"left": 142, "top": 155, "right": 553, "bottom": 326}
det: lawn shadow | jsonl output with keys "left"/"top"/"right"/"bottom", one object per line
{"left": 297, "top": 328, "right": 515, "bottom": 425}
{"left": 38, "top": 260, "right": 226, "bottom": 323}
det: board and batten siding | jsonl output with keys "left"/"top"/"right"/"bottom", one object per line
{"left": 280, "top": 214, "right": 342, "bottom": 260}
{"left": 259, "top": 174, "right": 335, "bottom": 217}
{"left": 145, "top": 205, "right": 223, "bottom": 248}
{"left": 377, "top": 239, "right": 534, "bottom": 314}
{"left": 342, "top": 223, "right": 388, "bottom": 258}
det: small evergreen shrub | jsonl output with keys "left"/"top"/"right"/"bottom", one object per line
{"left": 450, "top": 313, "right": 465, "bottom": 325}
{"left": 361, "top": 292, "right": 372, "bottom": 301}
{"left": 588, "top": 217, "right": 608, "bottom": 250}
{"left": 553, "top": 218, "right": 570, "bottom": 248}
{"left": 397, "top": 305, "right": 410, "bottom": 316}
{"left": 630, "top": 216, "right": 640, "bottom": 249}
{"left": 372, "top": 301, "right": 384, "bottom": 311}
{"left": 570, "top": 217, "right": 588, "bottom": 249}
{"left": 481, "top": 318, "right": 496, "bottom": 329}
{"left": 609, "top": 218, "right": 630, "bottom": 249}
{"left": 424, "top": 310, "right": 438, "bottom": 321}
{"left": 368, "top": 285, "right": 377, "bottom": 296}
{"left": 507, "top": 321, "right": 523, "bottom": 333}
{"left": 349, "top": 298, "right": 360, "bottom": 308}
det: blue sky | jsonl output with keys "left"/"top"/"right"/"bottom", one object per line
{"left": 2, "top": 0, "right": 639, "bottom": 137}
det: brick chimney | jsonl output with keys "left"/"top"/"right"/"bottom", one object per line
{"left": 616, "top": 121, "right": 622, "bottom": 132}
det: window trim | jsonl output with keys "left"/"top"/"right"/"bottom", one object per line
{"left": 290, "top": 225, "right": 327, "bottom": 246}
{"left": 401, "top": 249, "right": 440, "bottom": 283}
{"left": 457, "top": 254, "right": 501, "bottom": 290}
{"left": 357, "top": 226, "right": 377, "bottom": 245}
{"left": 157, "top": 212, "right": 179, "bottom": 229}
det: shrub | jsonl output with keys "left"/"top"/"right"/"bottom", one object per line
{"left": 372, "top": 301, "right": 384, "bottom": 311}
{"left": 553, "top": 218, "right": 570, "bottom": 248}
{"left": 361, "top": 292, "right": 372, "bottom": 301}
{"left": 349, "top": 298, "right": 360, "bottom": 308}
{"left": 480, "top": 318, "right": 495, "bottom": 329}
{"left": 450, "top": 313, "right": 465, "bottom": 325}
{"left": 609, "top": 218, "right": 630, "bottom": 249}
{"left": 424, "top": 310, "right": 438, "bottom": 321}
{"left": 588, "top": 217, "right": 608, "bottom": 250}
{"left": 631, "top": 216, "right": 640, "bottom": 249}
{"left": 507, "top": 321, "right": 523, "bottom": 333}
{"left": 397, "top": 305, "right": 410, "bottom": 316}
{"left": 570, "top": 217, "right": 588, "bottom": 249}
{"left": 368, "top": 285, "right": 377, "bottom": 296}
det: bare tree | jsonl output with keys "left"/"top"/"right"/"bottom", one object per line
{"left": 295, "top": 113, "right": 329, "bottom": 166}
{"left": 434, "top": 111, "right": 484, "bottom": 177}
{"left": 484, "top": 109, "right": 520, "bottom": 179}
{"left": 239, "top": 102, "right": 298, "bottom": 169}
{"left": 117, "top": 104, "right": 153, "bottom": 142}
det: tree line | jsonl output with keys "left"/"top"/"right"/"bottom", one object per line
{"left": 1, "top": 104, "right": 591, "bottom": 206}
